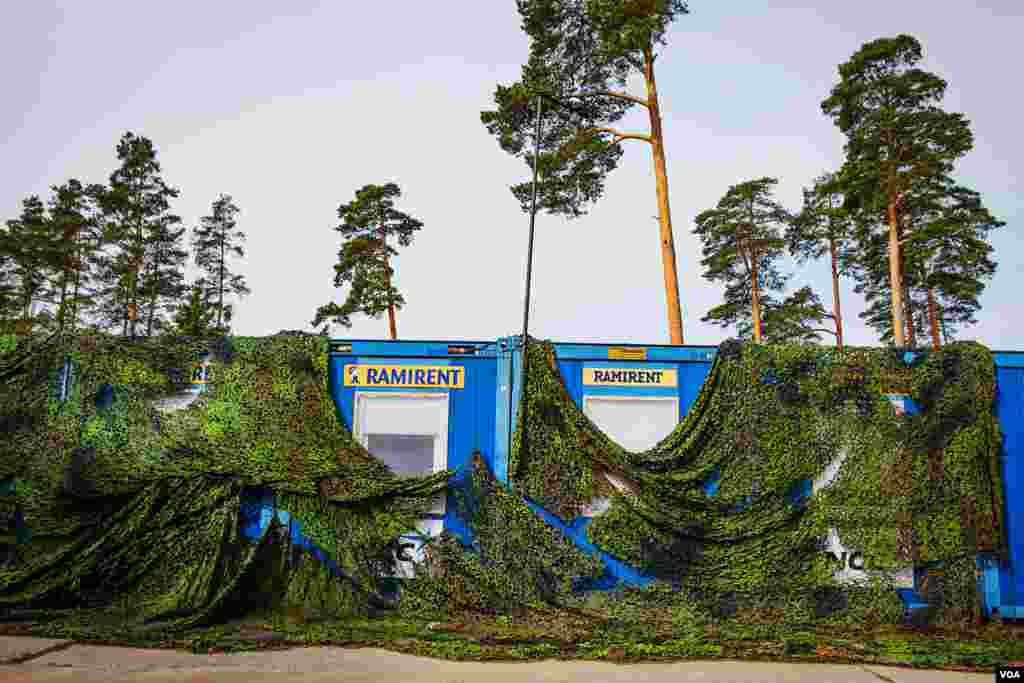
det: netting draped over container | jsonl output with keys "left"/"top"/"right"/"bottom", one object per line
{"left": 505, "top": 339, "right": 1003, "bottom": 619}
{"left": 0, "top": 331, "right": 1007, "bottom": 630}
{"left": 0, "top": 332, "right": 451, "bottom": 633}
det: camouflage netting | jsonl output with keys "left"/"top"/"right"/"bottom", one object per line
{"left": 398, "top": 453, "right": 606, "bottom": 618}
{"left": 0, "top": 330, "right": 1008, "bottom": 633}
{"left": 498, "top": 338, "right": 1004, "bottom": 625}
{"left": 0, "top": 331, "right": 450, "bottom": 632}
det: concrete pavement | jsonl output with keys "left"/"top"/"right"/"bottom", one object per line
{"left": 0, "top": 637, "right": 993, "bottom": 682}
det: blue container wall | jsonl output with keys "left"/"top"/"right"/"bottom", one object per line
{"left": 503, "top": 340, "right": 717, "bottom": 432}
{"left": 327, "top": 341, "right": 498, "bottom": 542}
{"left": 995, "top": 363, "right": 1024, "bottom": 617}
{"left": 553, "top": 357, "right": 714, "bottom": 422}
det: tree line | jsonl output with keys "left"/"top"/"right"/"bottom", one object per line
{"left": 479, "top": 2, "right": 1003, "bottom": 350}
{"left": 0, "top": 132, "right": 250, "bottom": 340}
{"left": 5, "top": 6, "right": 1003, "bottom": 351}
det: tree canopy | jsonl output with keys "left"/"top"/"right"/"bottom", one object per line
{"left": 192, "top": 194, "right": 250, "bottom": 335}
{"left": 694, "top": 177, "right": 791, "bottom": 343}
{"left": 312, "top": 183, "right": 423, "bottom": 339}
{"left": 822, "top": 35, "right": 974, "bottom": 347}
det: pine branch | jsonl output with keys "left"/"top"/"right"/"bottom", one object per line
{"left": 592, "top": 127, "right": 652, "bottom": 145}
{"left": 567, "top": 90, "right": 650, "bottom": 108}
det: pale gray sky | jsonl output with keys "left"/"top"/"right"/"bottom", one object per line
{"left": 3, "top": 2, "right": 1021, "bottom": 348}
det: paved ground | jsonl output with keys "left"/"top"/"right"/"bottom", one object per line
{"left": 0, "top": 637, "right": 993, "bottom": 683}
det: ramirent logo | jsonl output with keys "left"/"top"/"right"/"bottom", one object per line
{"left": 583, "top": 367, "right": 678, "bottom": 387}
{"left": 343, "top": 364, "right": 465, "bottom": 389}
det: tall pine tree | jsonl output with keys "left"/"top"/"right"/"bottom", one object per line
{"left": 3, "top": 196, "right": 55, "bottom": 329}
{"left": 694, "top": 178, "right": 791, "bottom": 343}
{"left": 191, "top": 194, "right": 250, "bottom": 335}
{"left": 63, "top": 183, "right": 110, "bottom": 334}
{"left": 786, "top": 172, "right": 855, "bottom": 347}
{"left": 481, "top": 0, "right": 691, "bottom": 343}
{"left": 822, "top": 35, "right": 973, "bottom": 347}
{"left": 138, "top": 213, "right": 189, "bottom": 337}
{"left": 100, "top": 132, "right": 181, "bottom": 339}
{"left": 43, "top": 179, "right": 99, "bottom": 333}
{"left": 312, "top": 183, "right": 423, "bottom": 339}
{"left": 849, "top": 173, "right": 1001, "bottom": 346}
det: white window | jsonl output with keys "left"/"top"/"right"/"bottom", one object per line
{"left": 353, "top": 391, "right": 448, "bottom": 539}
{"left": 583, "top": 396, "right": 679, "bottom": 453}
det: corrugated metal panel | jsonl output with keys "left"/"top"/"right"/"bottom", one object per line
{"left": 336, "top": 340, "right": 496, "bottom": 358}
{"left": 493, "top": 339, "right": 515, "bottom": 485}
{"left": 678, "top": 362, "right": 713, "bottom": 417}
{"left": 995, "top": 366, "right": 1024, "bottom": 616}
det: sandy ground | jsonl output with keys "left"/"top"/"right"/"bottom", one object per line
{"left": 0, "top": 637, "right": 993, "bottom": 683}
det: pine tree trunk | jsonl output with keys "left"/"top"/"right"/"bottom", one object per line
{"left": 22, "top": 266, "right": 34, "bottom": 321}
{"left": 146, "top": 253, "right": 158, "bottom": 337}
{"left": 829, "top": 237, "right": 844, "bottom": 349}
{"left": 386, "top": 303, "right": 397, "bottom": 340}
{"left": 750, "top": 249, "right": 762, "bottom": 343}
{"left": 378, "top": 228, "right": 398, "bottom": 340}
{"left": 70, "top": 237, "right": 82, "bottom": 334}
{"left": 939, "top": 307, "right": 950, "bottom": 344}
{"left": 887, "top": 198, "right": 906, "bottom": 347}
{"left": 901, "top": 261, "right": 916, "bottom": 348}
{"left": 644, "top": 45, "right": 684, "bottom": 345}
{"left": 57, "top": 270, "right": 69, "bottom": 334}
{"left": 130, "top": 259, "right": 141, "bottom": 340}
{"left": 218, "top": 230, "right": 225, "bottom": 330}
{"left": 897, "top": 217, "right": 916, "bottom": 348}
{"left": 926, "top": 286, "right": 942, "bottom": 350}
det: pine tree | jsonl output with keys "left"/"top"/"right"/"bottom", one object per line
{"left": 822, "top": 35, "right": 973, "bottom": 347}
{"left": 40, "top": 179, "right": 99, "bottom": 334}
{"left": 0, "top": 222, "right": 20, "bottom": 328}
{"left": 191, "top": 194, "right": 250, "bottom": 335}
{"left": 312, "top": 183, "right": 423, "bottom": 339}
{"left": 138, "top": 213, "right": 189, "bottom": 337}
{"left": 64, "top": 183, "right": 110, "bottom": 334}
{"left": 481, "top": 0, "right": 691, "bottom": 343}
{"left": 786, "top": 172, "right": 855, "bottom": 347}
{"left": 694, "top": 178, "right": 791, "bottom": 343}
{"left": 761, "top": 286, "right": 834, "bottom": 344}
{"left": 101, "top": 132, "right": 181, "bottom": 340}
{"left": 4, "top": 196, "right": 55, "bottom": 329}
{"left": 849, "top": 174, "right": 1001, "bottom": 346}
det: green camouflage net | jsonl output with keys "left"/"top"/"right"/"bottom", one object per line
{"left": 0, "top": 331, "right": 450, "bottom": 633}
{"left": 0, "top": 331, "right": 1007, "bottom": 634}
{"left": 508, "top": 338, "right": 1004, "bottom": 625}
{"left": 399, "top": 453, "right": 606, "bottom": 618}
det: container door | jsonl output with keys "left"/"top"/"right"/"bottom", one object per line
{"left": 354, "top": 392, "right": 449, "bottom": 578}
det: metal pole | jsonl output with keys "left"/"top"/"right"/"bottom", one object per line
{"left": 516, "top": 96, "right": 544, "bottom": 482}
{"left": 521, "top": 96, "right": 543, "bottom": 346}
